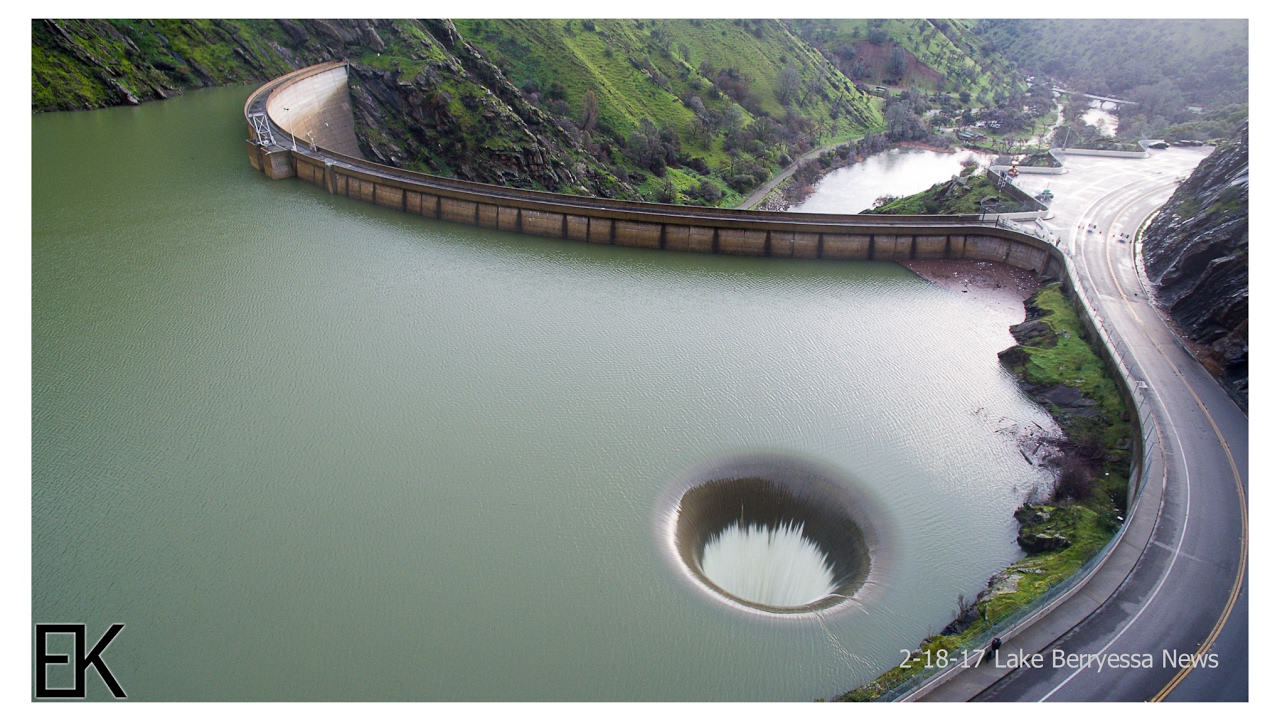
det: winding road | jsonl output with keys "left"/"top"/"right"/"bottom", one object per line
{"left": 917, "top": 148, "right": 1248, "bottom": 702}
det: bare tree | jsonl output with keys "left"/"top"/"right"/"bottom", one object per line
{"left": 887, "top": 47, "right": 908, "bottom": 81}
{"left": 776, "top": 66, "right": 801, "bottom": 105}
{"left": 580, "top": 89, "right": 598, "bottom": 133}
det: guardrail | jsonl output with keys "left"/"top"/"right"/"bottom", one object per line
{"left": 883, "top": 229, "right": 1161, "bottom": 701}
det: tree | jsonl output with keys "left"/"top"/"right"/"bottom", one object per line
{"left": 722, "top": 104, "right": 744, "bottom": 133}
{"left": 655, "top": 178, "right": 677, "bottom": 204}
{"left": 884, "top": 100, "right": 927, "bottom": 141}
{"left": 694, "top": 179, "right": 723, "bottom": 204}
{"left": 579, "top": 89, "right": 598, "bottom": 133}
{"left": 799, "top": 77, "right": 823, "bottom": 106}
{"left": 687, "top": 115, "right": 714, "bottom": 148}
{"left": 775, "top": 66, "right": 801, "bottom": 105}
{"left": 626, "top": 118, "right": 663, "bottom": 170}
{"left": 887, "top": 47, "right": 907, "bottom": 81}
{"left": 625, "top": 118, "right": 680, "bottom": 172}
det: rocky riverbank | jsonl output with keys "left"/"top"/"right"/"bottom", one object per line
{"left": 899, "top": 258, "right": 1040, "bottom": 321}
{"left": 839, "top": 283, "right": 1131, "bottom": 702}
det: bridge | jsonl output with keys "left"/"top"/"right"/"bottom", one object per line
{"left": 242, "top": 62, "right": 1245, "bottom": 702}
{"left": 1052, "top": 87, "right": 1139, "bottom": 106}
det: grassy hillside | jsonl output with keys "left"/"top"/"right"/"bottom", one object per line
{"left": 867, "top": 167, "right": 1006, "bottom": 214}
{"left": 41, "top": 19, "right": 1047, "bottom": 207}
{"left": 32, "top": 19, "right": 307, "bottom": 111}
{"left": 454, "top": 18, "right": 883, "bottom": 201}
{"left": 790, "top": 19, "right": 1025, "bottom": 104}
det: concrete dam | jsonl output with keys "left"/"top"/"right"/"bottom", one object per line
{"left": 244, "top": 61, "right": 1065, "bottom": 276}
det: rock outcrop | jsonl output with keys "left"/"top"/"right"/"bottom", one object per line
{"left": 34, "top": 19, "right": 629, "bottom": 198}
{"left": 1142, "top": 122, "right": 1248, "bottom": 411}
{"left": 341, "top": 20, "right": 627, "bottom": 196}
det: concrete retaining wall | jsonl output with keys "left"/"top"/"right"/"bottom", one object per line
{"left": 1057, "top": 147, "right": 1149, "bottom": 159}
{"left": 264, "top": 63, "right": 363, "bottom": 158}
{"left": 996, "top": 164, "right": 1067, "bottom": 175}
{"left": 244, "top": 63, "right": 1067, "bottom": 284}
{"left": 282, "top": 144, "right": 1066, "bottom": 278}
{"left": 983, "top": 169, "right": 1052, "bottom": 220}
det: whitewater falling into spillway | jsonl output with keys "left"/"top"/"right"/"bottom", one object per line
{"left": 700, "top": 521, "right": 838, "bottom": 608}
{"left": 666, "top": 454, "right": 883, "bottom": 615}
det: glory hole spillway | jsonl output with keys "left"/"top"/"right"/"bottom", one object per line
{"left": 33, "top": 76, "right": 1062, "bottom": 699}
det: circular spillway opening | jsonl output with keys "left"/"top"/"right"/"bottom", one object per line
{"left": 668, "top": 455, "right": 876, "bottom": 615}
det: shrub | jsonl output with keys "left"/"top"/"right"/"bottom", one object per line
{"left": 655, "top": 178, "right": 678, "bottom": 204}
{"left": 1054, "top": 455, "right": 1097, "bottom": 503}
{"left": 695, "top": 179, "right": 723, "bottom": 203}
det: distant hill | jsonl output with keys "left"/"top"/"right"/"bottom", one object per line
{"left": 973, "top": 19, "right": 1247, "bottom": 111}
{"left": 790, "top": 19, "right": 1025, "bottom": 104}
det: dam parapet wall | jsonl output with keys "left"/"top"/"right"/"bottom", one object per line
{"left": 264, "top": 61, "right": 363, "bottom": 158}
{"left": 243, "top": 63, "right": 1065, "bottom": 278}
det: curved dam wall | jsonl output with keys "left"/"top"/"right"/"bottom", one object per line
{"left": 264, "top": 62, "right": 363, "bottom": 158}
{"left": 243, "top": 62, "right": 1065, "bottom": 277}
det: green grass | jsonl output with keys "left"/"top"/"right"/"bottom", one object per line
{"left": 840, "top": 284, "right": 1131, "bottom": 702}
{"left": 31, "top": 43, "right": 107, "bottom": 109}
{"left": 455, "top": 18, "right": 881, "bottom": 173}
{"left": 33, "top": 19, "right": 304, "bottom": 111}
{"left": 869, "top": 172, "right": 1003, "bottom": 215}
{"left": 791, "top": 19, "right": 1024, "bottom": 101}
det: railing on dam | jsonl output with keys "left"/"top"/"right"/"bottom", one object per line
{"left": 243, "top": 62, "right": 1065, "bottom": 276}
{"left": 242, "top": 63, "right": 1159, "bottom": 701}
{"left": 887, "top": 232, "right": 1163, "bottom": 702}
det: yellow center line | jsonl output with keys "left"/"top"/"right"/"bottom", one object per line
{"left": 1088, "top": 188, "right": 1247, "bottom": 702}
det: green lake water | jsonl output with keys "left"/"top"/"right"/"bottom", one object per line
{"left": 33, "top": 86, "right": 1054, "bottom": 701}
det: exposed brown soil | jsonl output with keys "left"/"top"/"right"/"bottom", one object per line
{"left": 898, "top": 259, "right": 1043, "bottom": 321}
{"left": 852, "top": 40, "right": 943, "bottom": 90}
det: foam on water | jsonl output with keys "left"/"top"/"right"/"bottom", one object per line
{"left": 700, "top": 521, "right": 838, "bottom": 608}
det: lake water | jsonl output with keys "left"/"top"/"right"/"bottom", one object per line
{"left": 33, "top": 87, "right": 1054, "bottom": 701}
{"left": 790, "top": 148, "right": 995, "bottom": 215}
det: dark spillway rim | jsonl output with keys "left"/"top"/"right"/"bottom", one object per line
{"left": 675, "top": 475, "right": 871, "bottom": 613}
{"left": 661, "top": 452, "right": 891, "bottom": 618}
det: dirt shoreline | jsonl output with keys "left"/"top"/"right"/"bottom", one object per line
{"left": 898, "top": 259, "right": 1042, "bottom": 321}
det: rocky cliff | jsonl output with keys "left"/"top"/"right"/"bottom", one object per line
{"left": 36, "top": 19, "right": 901, "bottom": 206}
{"left": 342, "top": 20, "right": 627, "bottom": 195}
{"left": 1142, "top": 122, "right": 1248, "bottom": 410}
{"left": 33, "top": 19, "right": 624, "bottom": 197}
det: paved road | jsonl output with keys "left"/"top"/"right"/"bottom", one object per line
{"left": 736, "top": 140, "right": 852, "bottom": 209}
{"left": 925, "top": 149, "right": 1248, "bottom": 702}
